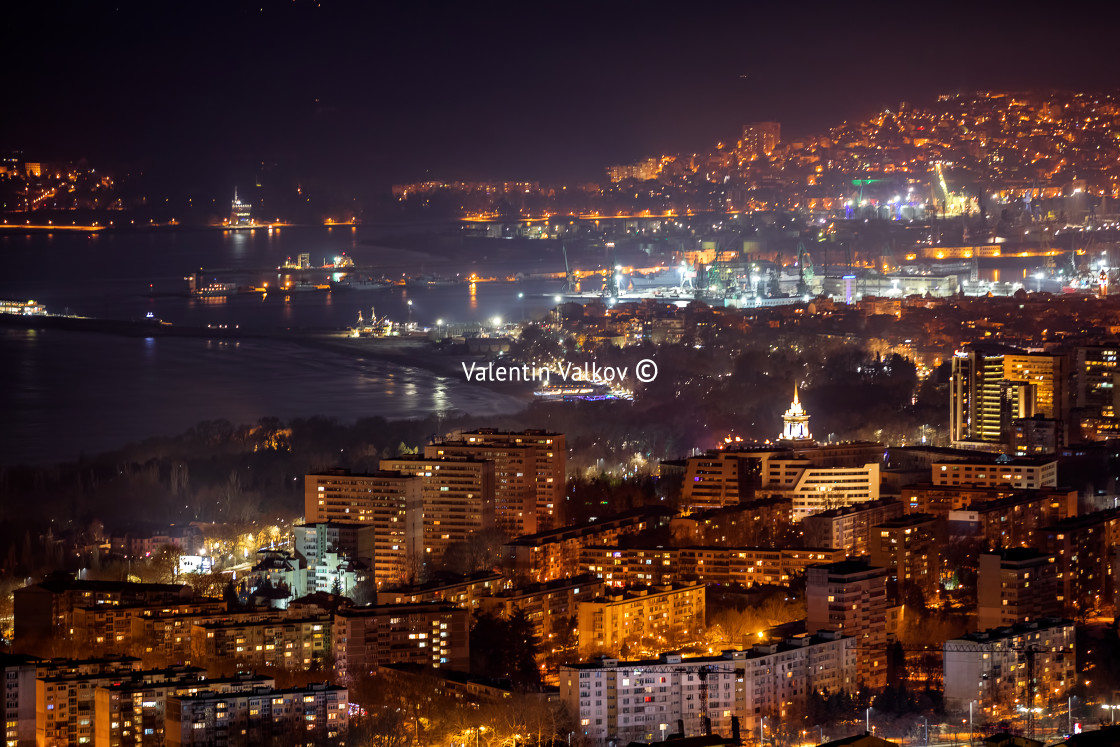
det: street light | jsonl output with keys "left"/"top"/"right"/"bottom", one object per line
{"left": 969, "top": 700, "right": 977, "bottom": 746}
{"left": 866, "top": 707, "right": 872, "bottom": 735}
{"left": 407, "top": 298, "right": 413, "bottom": 327}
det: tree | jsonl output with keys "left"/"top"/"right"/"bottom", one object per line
{"left": 470, "top": 608, "right": 542, "bottom": 689}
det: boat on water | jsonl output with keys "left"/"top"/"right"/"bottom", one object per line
{"left": 226, "top": 188, "right": 257, "bottom": 230}
{"left": 534, "top": 382, "right": 632, "bottom": 402}
{"left": 186, "top": 272, "right": 240, "bottom": 297}
{"left": 405, "top": 274, "right": 461, "bottom": 289}
{"left": 329, "top": 277, "right": 394, "bottom": 292}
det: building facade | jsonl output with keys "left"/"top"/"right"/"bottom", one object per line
{"left": 806, "top": 560, "right": 889, "bottom": 689}
{"left": 577, "top": 584, "right": 706, "bottom": 658}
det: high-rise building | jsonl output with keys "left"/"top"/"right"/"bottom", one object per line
{"left": 1073, "top": 344, "right": 1120, "bottom": 416}
{"left": 977, "top": 549, "right": 1061, "bottom": 630}
{"left": 427, "top": 429, "right": 565, "bottom": 535}
{"left": 304, "top": 469, "right": 423, "bottom": 585}
{"left": 806, "top": 559, "right": 889, "bottom": 689}
{"left": 950, "top": 346, "right": 1069, "bottom": 450}
{"left": 380, "top": 456, "right": 495, "bottom": 566}
{"left": 740, "top": 122, "right": 781, "bottom": 159}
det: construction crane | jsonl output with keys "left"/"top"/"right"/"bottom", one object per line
{"left": 796, "top": 241, "right": 815, "bottom": 297}
{"left": 706, "top": 243, "right": 737, "bottom": 299}
{"left": 561, "top": 244, "right": 578, "bottom": 293}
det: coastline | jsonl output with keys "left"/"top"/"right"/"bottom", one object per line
{"left": 291, "top": 332, "right": 537, "bottom": 401}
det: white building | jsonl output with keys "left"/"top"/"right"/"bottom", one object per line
{"left": 560, "top": 633, "right": 856, "bottom": 745}
{"left": 943, "top": 618, "right": 1075, "bottom": 712}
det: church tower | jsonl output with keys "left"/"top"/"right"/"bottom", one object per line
{"left": 779, "top": 383, "right": 814, "bottom": 444}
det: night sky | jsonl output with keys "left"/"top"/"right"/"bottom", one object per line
{"left": 4, "top": 0, "right": 1120, "bottom": 190}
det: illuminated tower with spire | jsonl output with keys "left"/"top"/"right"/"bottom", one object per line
{"left": 779, "top": 383, "right": 814, "bottom": 444}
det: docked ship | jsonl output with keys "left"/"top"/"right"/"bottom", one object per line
{"left": 186, "top": 272, "right": 238, "bottom": 297}
{"left": 227, "top": 189, "right": 255, "bottom": 229}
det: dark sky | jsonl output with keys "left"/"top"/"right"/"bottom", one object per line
{"left": 4, "top": 0, "right": 1120, "bottom": 189}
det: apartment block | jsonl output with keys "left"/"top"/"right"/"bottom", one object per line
{"left": 375, "top": 572, "right": 508, "bottom": 609}
{"left": 93, "top": 673, "right": 273, "bottom": 747}
{"left": 943, "top": 618, "right": 1075, "bottom": 711}
{"left": 668, "top": 497, "right": 792, "bottom": 546}
{"left": 1041, "top": 508, "right": 1120, "bottom": 616}
{"left": 576, "top": 584, "right": 706, "bottom": 658}
{"left": 14, "top": 578, "right": 193, "bottom": 645}
{"left": 801, "top": 499, "right": 905, "bottom": 556}
{"left": 165, "top": 683, "right": 347, "bottom": 747}
{"left": 0, "top": 654, "right": 39, "bottom": 747}
{"left": 948, "top": 490, "right": 1080, "bottom": 550}
{"left": 680, "top": 451, "right": 765, "bottom": 510}
{"left": 479, "top": 576, "right": 604, "bottom": 655}
{"left": 560, "top": 633, "right": 855, "bottom": 745}
{"left": 190, "top": 615, "right": 331, "bottom": 670}
{"left": 868, "top": 514, "right": 942, "bottom": 604}
{"left": 806, "top": 559, "right": 889, "bottom": 689}
{"left": 427, "top": 429, "right": 565, "bottom": 535}
{"left": 332, "top": 603, "right": 470, "bottom": 679}
{"left": 380, "top": 456, "right": 495, "bottom": 564}
{"left": 502, "top": 507, "right": 673, "bottom": 584}
{"left": 304, "top": 469, "right": 423, "bottom": 586}
{"left": 932, "top": 458, "right": 1057, "bottom": 490}
{"left": 36, "top": 666, "right": 204, "bottom": 747}
{"left": 3, "top": 657, "right": 142, "bottom": 747}
{"left": 977, "top": 549, "right": 1061, "bottom": 630}
{"left": 903, "top": 485, "right": 1077, "bottom": 524}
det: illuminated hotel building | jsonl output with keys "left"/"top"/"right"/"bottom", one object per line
{"left": 950, "top": 346, "right": 1068, "bottom": 450}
